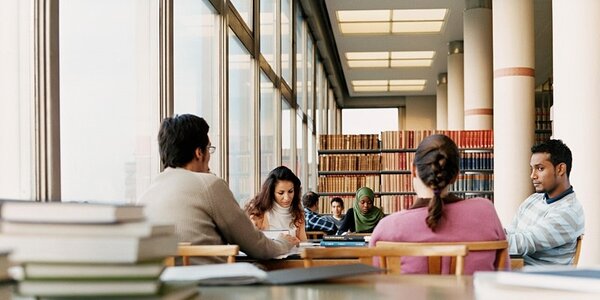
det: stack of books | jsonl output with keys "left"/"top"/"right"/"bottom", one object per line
{"left": 0, "top": 201, "right": 197, "bottom": 299}
{"left": 320, "top": 235, "right": 369, "bottom": 247}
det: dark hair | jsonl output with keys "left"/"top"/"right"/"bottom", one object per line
{"left": 302, "top": 191, "right": 320, "bottom": 208}
{"left": 244, "top": 166, "right": 303, "bottom": 228}
{"left": 531, "top": 139, "right": 572, "bottom": 177}
{"left": 158, "top": 114, "right": 210, "bottom": 169}
{"left": 331, "top": 197, "right": 344, "bottom": 209}
{"left": 414, "top": 134, "right": 460, "bottom": 231}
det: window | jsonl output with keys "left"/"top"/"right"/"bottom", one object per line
{"left": 260, "top": 72, "right": 278, "bottom": 183}
{"left": 342, "top": 108, "right": 398, "bottom": 135}
{"left": 260, "top": 0, "right": 277, "bottom": 70}
{"left": 280, "top": 0, "right": 292, "bottom": 84}
{"left": 296, "top": 112, "right": 305, "bottom": 182}
{"left": 281, "top": 98, "right": 293, "bottom": 168}
{"left": 295, "top": 7, "right": 305, "bottom": 111}
{"left": 308, "top": 128, "right": 316, "bottom": 191}
{"left": 59, "top": 0, "right": 160, "bottom": 203}
{"left": 174, "top": 0, "right": 221, "bottom": 176}
{"left": 228, "top": 29, "right": 255, "bottom": 203}
{"left": 0, "top": 0, "right": 34, "bottom": 200}
{"left": 306, "top": 36, "right": 314, "bottom": 120}
{"left": 230, "top": 0, "right": 252, "bottom": 30}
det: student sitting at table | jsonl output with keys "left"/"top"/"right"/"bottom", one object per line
{"left": 244, "top": 166, "right": 308, "bottom": 241}
{"left": 302, "top": 191, "right": 337, "bottom": 235}
{"left": 336, "top": 187, "right": 384, "bottom": 234}
{"left": 370, "top": 134, "right": 507, "bottom": 274}
{"left": 324, "top": 197, "right": 346, "bottom": 228}
{"left": 137, "top": 114, "right": 298, "bottom": 264}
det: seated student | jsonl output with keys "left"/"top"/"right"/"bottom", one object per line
{"left": 324, "top": 197, "right": 346, "bottom": 228}
{"left": 137, "top": 114, "right": 298, "bottom": 264}
{"left": 506, "top": 139, "right": 584, "bottom": 265}
{"left": 337, "top": 187, "right": 384, "bottom": 234}
{"left": 302, "top": 191, "right": 337, "bottom": 235}
{"left": 244, "top": 166, "right": 308, "bottom": 241}
{"left": 370, "top": 134, "right": 507, "bottom": 275}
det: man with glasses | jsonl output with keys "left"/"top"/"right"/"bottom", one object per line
{"left": 137, "top": 114, "right": 298, "bottom": 264}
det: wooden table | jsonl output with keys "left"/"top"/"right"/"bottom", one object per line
{"left": 198, "top": 274, "right": 474, "bottom": 300}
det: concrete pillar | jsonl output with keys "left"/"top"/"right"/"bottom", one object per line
{"left": 447, "top": 41, "right": 464, "bottom": 130}
{"left": 553, "top": 0, "right": 600, "bottom": 265}
{"left": 436, "top": 73, "right": 448, "bottom": 130}
{"left": 464, "top": 0, "right": 493, "bottom": 129}
{"left": 492, "top": 0, "right": 536, "bottom": 225}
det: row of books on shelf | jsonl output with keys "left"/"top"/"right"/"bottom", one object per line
{"left": 381, "top": 152, "right": 493, "bottom": 171}
{"left": 319, "top": 154, "right": 380, "bottom": 171}
{"left": 0, "top": 201, "right": 198, "bottom": 299}
{"left": 535, "top": 106, "right": 552, "bottom": 129}
{"left": 449, "top": 173, "right": 494, "bottom": 192}
{"left": 318, "top": 176, "right": 380, "bottom": 193}
{"left": 319, "top": 134, "right": 379, "bottom": 150}
{"left": 380, "top": 130, "right": 493, "bottom": 149}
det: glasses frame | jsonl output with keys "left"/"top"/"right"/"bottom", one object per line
{"left": 207, "top": 145, "right": 216, "bottom": 154}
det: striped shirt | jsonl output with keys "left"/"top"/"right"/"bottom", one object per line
{"left": 507, "top": 189, "right": 584, "bottom": 265}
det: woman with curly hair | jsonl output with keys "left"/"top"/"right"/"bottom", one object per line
{"left": 244, "top": 166, "right": 307, "bottom": 241}
{"left": 370, "top": 134, "right": 507, "bottom": 275}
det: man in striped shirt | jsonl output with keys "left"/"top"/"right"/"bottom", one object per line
{"left": 302, "top": 191, "right": 337, "bottom": 235}
{"left": 507, "top": 139, "right": 584, "bottom": 265}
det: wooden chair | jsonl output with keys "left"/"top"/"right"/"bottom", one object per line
{"left": 306, "top": 231, "right": 326, "bottom": 240}
{"left": 377, "top": 240, "right": 509, "bottom": 272}
{"left": 301, "top": 244, "right": 468, "bottom": 275}
{"left": 572, "top": 235, "right": 583, "bottom": 266}
{"left": 165, "top": 244, "right": 240, "bottom": 266}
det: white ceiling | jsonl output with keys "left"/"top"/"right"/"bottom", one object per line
{"left": 312, "top": 0, "right": 553, "bottom": 107}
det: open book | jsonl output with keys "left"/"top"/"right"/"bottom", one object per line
{"left": 160, "top": 262, "right": 382, "bottom": 285}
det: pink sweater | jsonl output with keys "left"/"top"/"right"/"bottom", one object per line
{"left": 370, "top": 198, "right": 508, "bottom": 275}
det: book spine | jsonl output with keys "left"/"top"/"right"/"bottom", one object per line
{"left": 319, "top": 241, "right": 367, "bottom": 247}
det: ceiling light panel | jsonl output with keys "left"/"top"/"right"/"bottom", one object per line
{"left": 391, "top": 51, "right": 435, "bottom": 59}
{"left": 354, "top": 86, "right": 388, "bottom": 92}
{"left": 346, "top": 52, "right": 389, "bottom": 60}
{"left": 340, "top": 22, "right": 390, "bottom": 34}
{"left": 392, "top": 21, "right": 444, "bottom": 33}
{"left": 392, "top": 9, "right": 447, "bottom": 21}
{"left": 389, "top": 85, "right": 425, "bottom": 91}
{"left": 337, "top": 10, "right": 390, "bottom": 22}
{"left": 390, "top": 59, "right": 432, "bottom": 67}
{"left": 348, "top": 60, "right": 390, "bottom": 68}
{"left": 352, "top": 80, "right": 388, "bottom": 86}
{"left": 389, "top": 79, "right": 426, "bottom": 86}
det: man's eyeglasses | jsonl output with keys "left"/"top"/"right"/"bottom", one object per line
{"left": 207, "top": 145, "right": 216, "bottom": 154}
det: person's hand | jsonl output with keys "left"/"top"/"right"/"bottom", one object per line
{"left": 278, "top": 233, "right": 300, "bottom": 247}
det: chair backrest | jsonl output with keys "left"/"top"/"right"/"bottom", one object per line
{"left": 572, "top": 235, "right": 583, "bottom": 266}
{"left": 165, "top": 244, "right": 240, "bottom": 266}
{"left": 377, "top": 240, "right": 509, "bottom": 271}
{"left": 306, "top": 231, "right": 326, "bottom": 240}
{"left": 300, "top": 245, "right": 468, "bottom": 275}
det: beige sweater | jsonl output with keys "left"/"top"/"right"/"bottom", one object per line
{"left": 137, "top": 168, "right": 294, "bottom": 264}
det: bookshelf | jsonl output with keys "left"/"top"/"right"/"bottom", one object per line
{"left": 535, "top": 87, "right": 553, "bottom": 144}
{"left": 317, "top": 131, "right": 494, "bottom": 214}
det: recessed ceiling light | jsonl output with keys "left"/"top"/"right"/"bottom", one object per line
{"left": 392, "top": 21, "right": 444, "bottom": 33}
{"left": 390, "top": 60, "right": 432, "bottom": 67}
{"left": 337, "top": 10, "right": 390, "bottom": 22}
{"left": 339, "top": 23, "right": 390, "bottom": 34}
{"left": 392, "top": 9, "right": 447, "bottom": 21}
{"left": 354, "top": 86, "right": 388, "bottom": 92}
{"left": 348, "top": 60, "right": 390, "bottom": 68}
{"left": 391, "top": 51, "right": 435, "bottom": 59}
{"left": 389, "top": 79, "right": 427, "bottom": 86}
{"left": 346, "top": 52, "right": 390, "bottom": 60}
{"left": 389, "top": 85, "right": 425, "bottom": 91}
{"left": 352, "top": 80, "right": 389, "bottom": 86}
